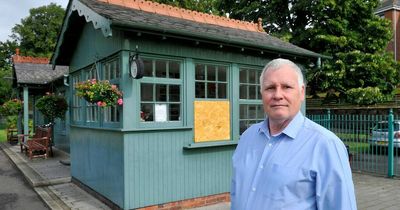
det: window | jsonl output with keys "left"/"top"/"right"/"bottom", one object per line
{"left": 85, "top": 67, "right": 99, "bottom": 123}
{"left": 71, "top": 57, "right": 122, "bottom": 127}
{"left": 140, "top": 58, "right": 182, "bottom": 123}
{"left": 239, "top": 67, "right": 264, "bottom": 134}
{"left": 103, "top": 58, "right": 121, "bottom": 123}
{"left": 71, "top": 74, "right": 82, "bottom": 122}
{"left": 195, "top": 63, "right": 228, "bottom": 99}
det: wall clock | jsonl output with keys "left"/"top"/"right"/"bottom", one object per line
{"left": 129, "top": 54, "right": 144, "bottom": 79}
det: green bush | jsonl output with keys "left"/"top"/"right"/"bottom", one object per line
{"left": 0, "top": 99, "right": 22, "bottom": 116}
{"left": 345, "top": 87, "right": 387, "bottom": 105}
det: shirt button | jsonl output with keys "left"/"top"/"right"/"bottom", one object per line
{"left": 252, "top": 187, "right": 256, "bottom": 192}
{"left": 260, "top": 165, "right": 264, "bottom": 169}
{"left": 268, "top": 143, "right": 272, "bottom": 147}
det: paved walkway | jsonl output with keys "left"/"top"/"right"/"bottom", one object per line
{"left": 2, "top": 142, "right": 400, "bottom": 210}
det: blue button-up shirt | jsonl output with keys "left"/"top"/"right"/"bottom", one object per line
{"left": 231, "top": 112, "right": 357, "bottom": 210}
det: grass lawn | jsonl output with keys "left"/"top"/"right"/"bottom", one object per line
{"left": 0, "top": 123, "right": 6, "bottom": 143}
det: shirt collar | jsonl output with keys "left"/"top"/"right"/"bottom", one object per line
{"left": 258, "top": 112, "right": 305, "bottom": 140}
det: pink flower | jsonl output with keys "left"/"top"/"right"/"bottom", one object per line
{"left": 97, "top": 101, "right": 103, "bottom": 106}
{"left": 91, "top": 79, "right": 97, "bottom": 84}
{"left": 111, "top": 85, "right": 117, "bottom": 89}
{"left": 117, "top": 98, "right": 123, "bottom": 105}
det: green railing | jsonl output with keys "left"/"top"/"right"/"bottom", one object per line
{"left": 307, "top": 109, "right": 398, "bottom": 177}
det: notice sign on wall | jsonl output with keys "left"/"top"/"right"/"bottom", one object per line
{"left": 155, "top": 104, "right": 167, "bottom": 122}
{"left": 194, "top": 101, "right": 230, "bottom": 142}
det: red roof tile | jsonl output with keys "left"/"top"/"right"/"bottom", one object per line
{"left": 98, "top": 0, "right": 264, "bottom": 33}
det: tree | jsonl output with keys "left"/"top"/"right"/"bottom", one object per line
{"left": 217, "top": 0, "right": 400, "bottom": 105}
{"left": 0, "top": 40, "right": 18, "bottom": 104}
{"left": 11, "top": 3, "right": 65, "bottom": 57}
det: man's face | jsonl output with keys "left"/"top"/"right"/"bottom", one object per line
{"left": 261, "top": 65, "right": 305, "bottom": 123}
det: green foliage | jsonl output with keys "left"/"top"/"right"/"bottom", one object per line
{"left": 0, "top": 41, "right": 17, "bottom": 104}
{"left": 345, "top": 87, "right": 387, "bottom": 105}
{"left": 5, "top": 115, "right": 18, "bottom": 129}
{"left": 0, "top": 99, "right": 22, "bottom": 116}
{"left": 75, "top": 79, "right": 123, "bottom": 107}
{"left": 36, "top": 94, "right": 68, "bottom": 122}
{"left": 11, "top": 3, "right": 65, "bottom": 57}
{"left": 150, "top": 0, "right": 220, "bottom": 14}
{"left": 217, "top": 0, "right": 400, "bottom": 104}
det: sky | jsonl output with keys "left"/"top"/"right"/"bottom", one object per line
{"left": 0, "top": 0, "right": 69, "bottom": 42}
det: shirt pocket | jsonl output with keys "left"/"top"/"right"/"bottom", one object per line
{"left": 261, "top": 163, "right": 315, "bottom": 201}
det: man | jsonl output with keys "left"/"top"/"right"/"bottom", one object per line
{"left": 231, "top": 58, "right": 357, "bottom": 210}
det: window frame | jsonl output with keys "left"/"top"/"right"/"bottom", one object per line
{"left": 102, "top": 56, "right": 122, "bottom": 128}
{"left": 138, "top": 56, "right": 185, "bottom": 128}
{"left": 238, "top": 66, "right": 264, "bottom": 135}
{"left": 194, "top": 61, "right": 230, "bottom": 100}
{"left": 70, "top": 55, "right": 122, "bottom": 128}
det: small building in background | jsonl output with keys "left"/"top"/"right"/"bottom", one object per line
{"left": 12, "top": 50, "right": 70, "bottom": 152}
{"left": 376, "top": 0, "right": 400, "bottom": 61}
{"left": 51, "top": 0, "right": 322, "bottom": 209}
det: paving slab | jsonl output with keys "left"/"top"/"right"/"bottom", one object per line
{"left": 5, "top": 142, "right": 400, "bottom": 210}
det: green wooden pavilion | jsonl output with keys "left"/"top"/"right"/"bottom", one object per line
{"left": 51, "top": 0, "right": 323, "bottom": 209}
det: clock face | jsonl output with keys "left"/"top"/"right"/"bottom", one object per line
{"left": 130, "top": 60, "right": 138, "bottom": 77}
{"left": 130, "top": 55, "right": 144, "bottom": 79}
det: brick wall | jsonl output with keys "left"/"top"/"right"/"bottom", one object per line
{"left": 138, "top": 193, "right": 230, "bottom": 210}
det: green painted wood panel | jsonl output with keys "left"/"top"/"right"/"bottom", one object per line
{"left": 70, "top": 127, "right": 125, "bottom": 207}
{"left": 126, "top": 35, "right": 269, "bottom": 68}
{"left": 69, "top": 24, "right": 123, "bottom": 72}
{"left": 123, "top": 130, "right": 235, "bottom": 209}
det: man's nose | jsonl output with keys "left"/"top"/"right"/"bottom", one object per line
{"left": 273, "top": 87, "right": 283, "bottom": 99}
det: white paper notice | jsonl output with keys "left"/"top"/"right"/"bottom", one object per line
{"left": 155, "top": 104, "right": 167, "bottom": 122}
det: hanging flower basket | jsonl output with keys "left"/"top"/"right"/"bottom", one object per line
{"left": 75, "top": 79, "right": 123, "bottom": 107}
{"left": 0, "top": 99, "right": 23, "bottom": 116}
{"left": 36, "top": 93, "right": 68, "bottom": 122}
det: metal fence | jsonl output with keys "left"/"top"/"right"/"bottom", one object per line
{"left": 307, "top": 109, "right": 400, "bottom": 177}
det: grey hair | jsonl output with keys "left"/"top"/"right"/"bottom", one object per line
{"left": 259, "top": 58, "right": 304, "bottom": 92}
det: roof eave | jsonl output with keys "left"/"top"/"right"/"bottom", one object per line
{"left": 112, "top": 21, "right": 328, "bottom": 60}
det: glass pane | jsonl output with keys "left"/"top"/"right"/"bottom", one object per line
{"left": 240, "top": 105, "right": 247, "bottom": 119}
{"left": 249, "top": 85, "right": 256, "bottom": 99}
{"left": 169, "top": 104, "right": 180, "bottom": 121}
{"left": 207, "top": 83, "right": 216, "bottom": 98}
{"left": 239, "top": 69, "right": 247, "bottom": 83}
{"left": 249, "top": 70, "right": 257, "bottom": 83}
{"left": 240, "top": 85, "right": 247, "bottom": 99}
{"left": 218, "top": 83, "right": 226, "bottom": 98}
{"left": 248, "top": 105, "right": 256, "bottom": 119}
{"left": 110, "top": 62, "right": 116, "bottom": 80}
{"left": 143, "top": 59, "right": 152, "bottom": 77}
{"left": 156, "top": 84, "right": 167, "bottom": 101}
{"left": 141, "top": 83, "right": 154, "bottom": 101}
{"left": 141, "top": 103, "right": 154, "bottom": 121}
{"left": 218, "top": 66, "right": 227, "bottom": 81}
{"left": 169, "top": 85, "right": 180, "bottom": 102}
{"left": 257, "top": 86, "right": 262, "bottom": 100}
{"left": 104, "top": 63, "right": 110, "bottom": 80}
{"left": 155, "top": 60, "right": 167, "bottom": 78}
{"left": 207, "top": 65, "right": 216, "bottom": 81}
{"left": 257, "top": 105, "right": 264, "bottom": 119}
{"left": 169, "top": 61, "right": 180, "bottom": 78}
{"left": 115, "top": 61, "right": 120, "bottom": 78}
{"left": 240, "top": 120, "right": 247, "bottom": 135}
{"left": 195, "top": 82, "right": 205, "bottom": 98}
{"left": 195, "top": 64, "right": 205, "bottom": 80}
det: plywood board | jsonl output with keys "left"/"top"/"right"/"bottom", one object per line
{"left": 194, "top": 101, "right": 230, "bottom": 142}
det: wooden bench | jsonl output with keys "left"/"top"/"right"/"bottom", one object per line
{"left": 6, "top": 128, "right": 18, "bottom": 144}
{"left": 19, "top": 126, "right": 52, "bottom": 159}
